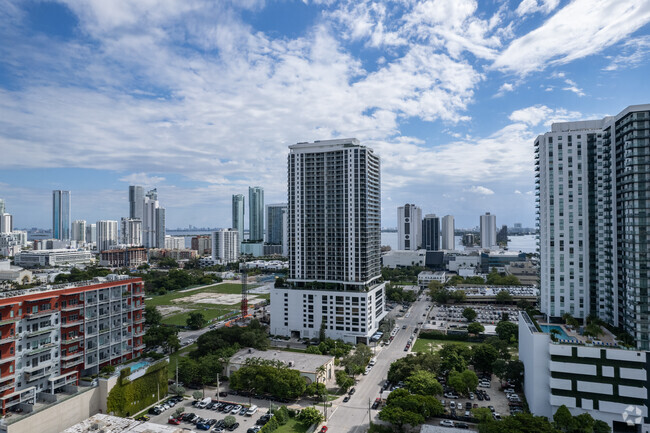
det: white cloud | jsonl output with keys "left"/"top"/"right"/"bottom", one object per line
{"left": 514, "top": 190, "right": 522, "bottom": 194}
{"left": 119, "top": 173, "right": 166, "bottom": 186}
{"left": 562, "top": 79, "right": 585, "bottom": 96}
{"left": 604, "top": 35, "right": 650, "bottom": 71}
{"left": 515, "top": 0, "right": 560, "bottom": 16}
{"left": 493, "top": 0, "right": 650, "bottom": 75}
{"left": 495, "top": 82, "right": 514, "bottom": 97}
{"left": 509, "top": 105, "right": 582, "bottom": 126}
{"left": 466, "top": 186, "right": 495, "bottom": 195}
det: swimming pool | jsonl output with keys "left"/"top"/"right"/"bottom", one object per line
{"left": 540, "top": 324, "right": 574, "bottom": 340}
{"left": 129, "top": 361, "right": 150, "bottom": 372}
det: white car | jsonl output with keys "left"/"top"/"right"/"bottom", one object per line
{"left": 440, "top": 420, "right": 454, "bottom": 427}
{"left": 231, "top": 405, "right": 242, "bottom": 414}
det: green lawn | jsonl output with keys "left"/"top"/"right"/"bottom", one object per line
{"left": 412, "top": 337, "right": 483, "bottom": 353}
{"left": 275, "top": 418, "right": 309, "bottom": 433}
{"left": 146, "top": 283, "right": 250, "bottom": 307}
{"left": 168, "top": 343, "right": 197, "bottom": 379}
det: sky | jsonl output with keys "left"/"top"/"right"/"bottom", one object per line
{"left": 1, "top": 0, "right": 650, "bottom": 230}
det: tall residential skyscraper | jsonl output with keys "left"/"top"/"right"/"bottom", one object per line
{"left": 211, "top": 229, "right": 240, "bottom": 264}
{"left": 96, "top": 220, "right": 118, "bottom": 252}
{"left": 479, "top": 212, "right": 496, "bottom": 249}
{"left": 86, "top": 223, "right": 97, "bottom": 246}
{"left": 0, "top": 199, "right": 5, "bottom": 215}
{"left": 421, "top": 214, "right": 440, "bottom": 251}
{"left": 120, "top": 217, "right": 142, "bottom": 246}
{"left": 248, "top": 187, "right": 264, "bottom": 241}
{"left": 266, "top": 203, "right": 287, "bottom": 245}
{"left": 0, "top": 213, "right": 12, "bottom": 234}
{"left": 129, "top": 185, "right": 144, "bottom": 220}
{"left": 71, "top": 220, "right": 86, "bottom": 243}
{"left": 232, "top": 194, "right": 245, "bottom": 242}
{"left": 143, "top": 188, "right": 165, "bottom": 248}
{"left": 397, "top": 204, "right": 422, "bottom": 250}
{"left": 536, "top": 104, "right": 650, "bottom": 347}
{"left": 441, "top": 215, "right": 455, "bottom": 250}
{"left": 271, "top": 139, "right": 385, "bottom": 344}
{"left": 52, "top": 190, "right": 71, "bottom": 240}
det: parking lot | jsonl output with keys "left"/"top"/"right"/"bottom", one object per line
{"left": 147, "top": 396, "right": 278, "bottom": 432}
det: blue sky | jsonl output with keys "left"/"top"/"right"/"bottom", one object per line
{"left": 1, "top": 0, "right": 650, "bottom": 230}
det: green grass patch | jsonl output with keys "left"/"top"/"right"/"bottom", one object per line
{"left": 161, "top": 307, "right": 238, "bottom": 327}
{"left": 168, "top": 344, "right": 197, "bottom": 379}
{"left": 146, "top": 283, "right": 251, "bottom": 307}
{"left": 275, "top": 418, "right": 309, "bottom": 433}
{"left": 412, "top": 337, "right": 482, "bottom": 353}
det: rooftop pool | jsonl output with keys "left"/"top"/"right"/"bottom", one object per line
{"left": 129, "top": 361, "right": 150, "bottom": 372}
{"left": 540, "top": 324, "right": 575, "bottom": 341}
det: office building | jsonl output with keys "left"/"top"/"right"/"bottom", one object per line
{"left": 266, "top": 203, "right": 287, "bottom": 246}
{"left": 248, "top": 187, "right": 264, "bottom": 242}
{"left": 232, "top": 194, "right": 245, "bottom": 243}
{"left": 143, "top": 189, "right": 165, "bottom": 248}
{"left": 0, "top": 214, "right": 12, "bottom": 234}
{"left": 14, "top": 249, "right": 93, "bottom": 268}
{"left": 71, "top": 220, "right": 86, "bottom": 243}
{"left": 479, "top": 212, "right": 496, "bottom": 249}
{"left": 211, "top": 229, "right": 240, "bottom": 264}
{"left": 0, "top": 276, "right": 145, "bottom": 413}
{"left": 85, "top": 223, "right": 97, "bottom": 246}
{"left": 96, "top": 220, "right": 118, "bottom": 252}
{"left": 52, "top": 190, "right": 71, "bottom": 240}
{"left": 441, "top": 215, "right": 455, "bottom": 250}
{"left": 119, "top": 217, "right": 142, "bottom": 246}
{"left": 271, "top": 139, "right": 385, "bottom": 344}
{"left": 421, "top": 214, "right": 440, "bottom": 251}
{"left": 397, "top": 204, "right": 422, "bottom": 250}
{"left": 128, "top": 185, "right": 144, "bottom": 221}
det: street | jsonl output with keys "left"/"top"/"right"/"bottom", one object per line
{"left": 325, "top": 295, "right": 432, "bottom": 433}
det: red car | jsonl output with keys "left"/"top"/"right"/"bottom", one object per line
{"left": 168, "top": 418, "right": 181, "bottom": 425}
{"left": 320, "top": 427, "right": 328, "bottom": 433}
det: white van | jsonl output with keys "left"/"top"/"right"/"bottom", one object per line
{"left": 246, "top": 405, "right": 258, "bottom": 416}
{"left": 198, "top": 397, "right": 211, "bottom": 409}
{"left": 369, "top": 357, "right": 377, "bottom": 366}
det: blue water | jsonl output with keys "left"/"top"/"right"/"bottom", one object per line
{"left": 129, "top": 361, "right": 150, "bottom": 372}
{"left": 540, "top": 325, "right": 573, "bottom": 340}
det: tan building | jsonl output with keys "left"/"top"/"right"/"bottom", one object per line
{"left": 99, "top": 248, "right": 148, "bottom": 268}
{"left": 0, "top": 260, "right": 32, "bottom": 284}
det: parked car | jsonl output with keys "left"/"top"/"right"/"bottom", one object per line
{"left": 231, "top": 405, "right": 243, "bottom": 414}
{"left": 135, "top": 415, "right": 150, "bottom": 421}
{"left": 343, "top": 396, "right": 350, "bottom": 403}
{"left": 239, "top": 407, "right": 248, "bottom": 416}
{"left": 455, "top": 422, "right": 469, "bottom": 429}
{"left": 168, "top": 418, "right": 181, "bottom": 425}
{"left": 440, "top": 420, "right": 454, "bottom": 427}
{"left": 320, "top": 427, "right": 328, "bottom": 433}
{"left": 450, "top": 402, "right": 456, "bottom": 410}
{"left": 349, "top": 388, "right": 356, "bottom": 395}
{"left": 228, "top": 423, "right": 240, "bottom": 431}
{"left": 197, "top": 422, "right": 212, "bottom": 430}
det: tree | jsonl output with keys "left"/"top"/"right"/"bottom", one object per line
{"left": 169, "top": 384, "right": 185, "bottom": 396}
{"left": 439, "top": 344, "right": 470, "bottom": 374}
{"left": 478, "top": 413, "right": 559, "bottom": 433}
{"left": 472, "top": 407, "right": 493, "bottom": 423}
{"left": 305, "top": 345, "right": 322, "bottom": 354}
{"left": 174, "top": 407, "right": 185, "bottom": 418}
{"left": 342, "top": 343, "right": 372, "bottom": 375}
{"left": 593, "top": 420, "right": 611, "bottom": 433}
{"left": 495, "top": 290, "right": 513, "bottom": 304}
{"left": 192, "top": 390, "right": 203, "bottom": 400}
{"left": 387, "top": 352, "right": 441, "bottom": 383}
{"left": 448, "top": 370, "right": 478, "bottom": 395}
{"left": 305, "top": 382, "right": 326, "bottom": 399}
{"left": 404, "top": 370, "right": 443, "bottom": 396}
{"left": 158, "top": 256, "right": 179, "bottom": 268}
{"left": 491, "top": 359, "right": 507, "bottom": 384}
{"left": 553, "top": 405, "right": 575, "bottom": 432}
{"left": 562, "top": 313, "right": 580, "bottom": 328}
{"left": 319, "top": 322, "right": 327, "bottom": 342}
{"left": 186, "top": 311, "right": 207, "bottom": 330}
{"left": 583, "top": 323, "right": 603, "bottom": 339}
{"left": 335, "top": 370, "right": 355, "bottom": 392}
{"left": 297, "top": 406, "right": 323, "bottom": 426}
{"left": 468, "top": 322, "right": 485, "bottom": 335}
{"left": 378, "top": 406, "right": 424, "bottom": 430}
{"left": 495, "top": 320, "right": 518, "bottom": 343}
{"left": 504, "top": 360, "right": 525, "bottom": 390}
{"left": 471, "top": 345, "right": 499, "bottom": 373}
{"left": 449, "top": 290, "right": 466, "bottom": 303}
{"left": 484, "top": 336, "right": 511, "bottom": 361}
{"left": 145, "top": 305, "right": 162, "bottom": 327}
{"left": 223, "top": 415, "right": 237, "bottom": 428}
{"left": 462, "top": 308, "right": 477, "bottom": 322}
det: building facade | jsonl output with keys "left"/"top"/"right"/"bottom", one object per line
{"left": 211, "top": 229, "right": 239, "bottom": 264}
{"left": 85, "top": 224, "right": 96, "bottom": 247}
{"left": 422, "top": 214, "right": 440, "bottom": 251}
{"left": 99, "top": 248, "right": 147, "bottom": 268}
{"left": 128, "top": 185, "right": 144, "bottom": 221}
{"left": 266, "top": 203, "right": 287, "bottom": 246}
{"left": 71, "top": 220, "right": 86, "bottom": 244}
{"left": 191, "top": 235, "right": 211, "bottom": 256}
{"left": 479, "top": 212, "right": 496, "bottom": 249}
{"left": 143, "top": 189, "right": 165, "bottom": 249}
{"left": 397, "top": 204, "right": 422, "bottom": 250}
{"left": 14, "top": 250, "right": 94, "bottom": 268}
{"left": 52, "top": 191, "right": 70, "bottom": 241}
{"left": 271, "top": 139, "right": 385, "bottom": 344}
{"left": 164, "top": 236, "right": 184, "bottom": 250}
{"left": 119, "top": 218, "right": 142, "bottom": 246}
{"left": 96, "top": 220, "right": 118, "bottom": 253}
{"left": 232, "top": 194, "right": 245, "bottom": 244}
{"left": 441, "top": 215, "right": 455, "bottom": 250}
{"left": 0, "top": 276, "right": 145, "bottom": 414}
{"left": 0, "top": 214, "right": 12, "bottom": 235}
{"left": 248, "top": 187, "right": 264, "bottom": 242}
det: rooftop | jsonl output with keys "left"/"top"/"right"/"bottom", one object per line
{"left": 229, "top": 348, "right": 333, "bottom": 373}
{"left": 0, "top": 275, "right": 137, "bottom": 300}
{"left": 63, "top": 414, "right": 182, "bottom": 433}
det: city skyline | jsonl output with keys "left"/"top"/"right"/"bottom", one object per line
{"left": 1, "top": 2, "right": 649, "bottom": 229}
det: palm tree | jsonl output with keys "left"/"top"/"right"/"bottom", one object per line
{"left": 583, "top": 323, "right": 603, "bottom": 339}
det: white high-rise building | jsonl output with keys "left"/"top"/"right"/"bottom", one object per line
{"left": 397, "top": 204, "right": 422, "bottom": 250}
{"left": 211, "top": 229, "right": 239, "bottom": 264}
{"left": 232, "top": 194, "right": 245, "bottom": 243}
{"left": 480, "top": 212, "right": 497, "bottom": 249}
{"left": 86, "top": 223, "right": 97, "bottom": 246}
{"left": 120, "top": 217, "right": 142, "bottom": 246}
{"left": 441, "top": 215, "right": 455, "bottom": 250}
{"left": 0, "top": 213, "right": 12, "bottom": 234}
{"left": 249, "top": 187, "right": 264, "bottom": 241}
{"left": 164, "top": 235, "right": 184, "bottom": 250}
{"left": 271, "top": 138, "right": 386, "bottom": 344}
{"left": 71, "top": 220, "right": 86, "bottom": 243}
{"left": 143, "top": 188, "right": 165, "bottom": 248}
{"left": 96, "top": 220, "right": 118, "bottom": 252}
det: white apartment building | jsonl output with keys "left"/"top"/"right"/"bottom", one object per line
{"left": 71, "top": 220, "right": 86, "bottom": 243}
{"left": 271, "top": 139, "right": 385, "bottom": 344}
{"left": 397, "top": 204, "right": 422, "bottom": 250}
{"left": 164, "top": 235, "right": 184, "bottom": 250}
{"left": 0, "top": 214, "right": 12, "bottom": 234}
{"left": 143, "top": 189, "right": 165, "bottom": 248}
{"left": 479, "top": 212, "right": 497, "bottom": 249}
{"left": 14, "top": 250, "right": 94, "bottom": 268}
{"left": 441, "top": 215, "right": 455, "bottom": 250}
{"left": 119, "top": 217, "right": 142, "bottom": 246}
{"left": 96, "top": 220, "right": 118, "bottom": 252}
{"left": 211, "top": 229, "right": 239, "bottom": 264}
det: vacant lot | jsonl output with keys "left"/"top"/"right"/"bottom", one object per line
{"left": 412, "top": 337, "right": 483, "bottom": 353}
{"left": 146, "top": 283, "right": 269, "bottom": 326}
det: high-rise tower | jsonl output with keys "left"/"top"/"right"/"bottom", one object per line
{"left": 441, "top": 215, "right": 455, "bottom": 250}
{"left": 480, "top": 212, "right": 496, "bottom": 249}
{"left": 266, "top": 203, "right": 287, "bottom": 245}
{"left": 129, "top": 185, "right": 144, "bottom": 220}
{"left": 52, "top": 190, "right": 71, "bottom": 240}
{"left": 422, "top": 214, "right": 440, "bottom": 251}
{"left": 248, "top": 187, "right": 264, "bottom": 242}
{"left": 232, "top": 194, "right": 245, "bottom": 242}
{"left": 397, "top": 204, "right": 422, "bottom": 250}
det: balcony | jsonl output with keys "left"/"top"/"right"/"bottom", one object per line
{"left": 0, "top": 356, "right": 15, "bottom": 365}
{"left": 61, "top": 320, "right": 83, "bottom": 328}
{"left": 61, "top": 304, "right": 83, "bottom": 312}
{"left": 25, "top": 343, "right": 55, "bottom": 356}
{"left": 25, "top": 309, "right": 55, "bottom": 320}
{"left": 133, "top": 344, "right": 145, "bottom": 351}
{"left": 61, "top": 336, "right": 83, "bottom": 345}
{"left": 133, "top": 317, "right": 144, "bottom": 324}
{"left": 0, "top": 317, "right": 18, "bottom": 326}
{"left": 0, "top": 335, "right": 17, "bottom": 345}
{"left": 25, "top": 369, "right": 52, "bottom": 382}
{"left": 61, "top": 351, "right": 83, "bottom": 361}
{"left": 134, "top": 330, "right": 145, "bottom": 337}
{"left": 0, "top": 382, "right": 14, "bottom": 393}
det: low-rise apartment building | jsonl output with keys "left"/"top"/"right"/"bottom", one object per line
{"left": 99, "top": 248, "right": 147, "bottom": 268}
{"left": 0, "top": 276, "right": 145, "bottom": 414}
{"left": 14, "top": 250, "right": 94, "bottom": 268}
